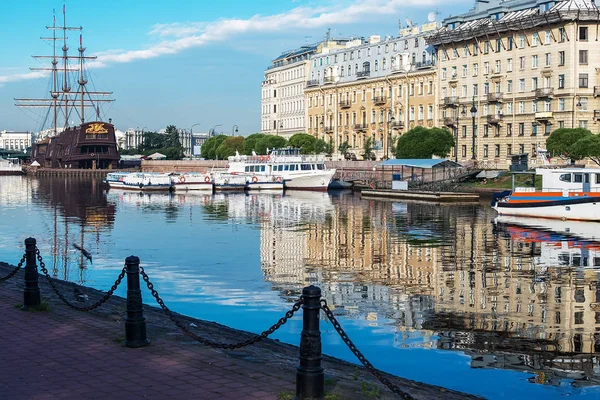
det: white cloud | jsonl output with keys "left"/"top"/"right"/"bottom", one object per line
{"left": 1, "top": 0, "right": 446, "bottom": 82}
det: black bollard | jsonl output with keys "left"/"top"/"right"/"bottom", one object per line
{"left": 22, "top": 237, "right": 41, "bottom": 309}
{"left": 123, "top": 256, "right": 150, "bottom": 348}
{"left": 296, "top": 285, "right": 324, "bottom": 400}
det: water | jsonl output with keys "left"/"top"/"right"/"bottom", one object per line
{"left": 1, "top": 175, "right": 600, "bottom": 399}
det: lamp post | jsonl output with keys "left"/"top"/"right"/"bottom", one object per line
{"left": 276, "top": 121, "right": 283, "bottom": 136}
{"left": 210, "top": 124, "right": 222, "bottom": 137}
{"left": 387, "top": 110, "right": 395, "bottom": 160}
{"left": 470, "top": 97, "right": 478, "bottom": 160}
{"left": 572, "top": 96, "right": 583, "bottom": 128}
{"left": 190, "top": 123, "right": 200, "bottom": 134}
{"left": 456, "top": 106, "right": 467, "bottom": 162}
{"left": 232, "top": 124, "right": 239, "bottom": 136}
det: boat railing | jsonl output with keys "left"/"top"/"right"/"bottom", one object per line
{"left": 514, "top": 187, "right": 536, "bottom": 192}
{"left": 228, "top": 154, "right": 327, "bottom": 163}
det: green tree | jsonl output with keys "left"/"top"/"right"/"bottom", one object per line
{"left": 338, "top": 140, "right": 350, "bottom": 156}
{"left": 201, "top": 134, "right": 228, "bottom": 159}
{"left": 255, "top": 135, "right": 287, "bottom": 155}
{"left": 288, "top": 133, "right": 316, "bottom": 154}
{"left": 568, "top": 134, "right": 600, "bottom": 166}
{"left": 313, "top": 139, "right": 329, "bottom": 155}
{"left": 362, "top": 137, "right": 374, "bottom": 160}
{"left": 242, "top": 133, "right": 265, "bottom": 155}
{"left": 546, "top": 127, "right": 593, "bottom": 163}
{"left": 394, "top": 126, "right": 455, "bottom": 159}
{"left": 215, "top": 136, "right": 245, "bottom": 160}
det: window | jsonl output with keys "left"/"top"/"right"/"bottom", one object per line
{"left": 545, "top": 30, "right": 552, "bottom": 44}
{"left": 484, "top": 62, "right": 489, "bottom": 75}
{"left": 462, "top": 85, "right": 468, "bottom": 97}
{"left": 520, "top": 144, "right": 525, "bottom": 154}
{"left": 545, "top": 123, "right": 551, "bottom": 135}
{"left": 462, "top": 145, "right": 467, "bottom": 157}
{"left": 507, "top": 58, "right": 513, "bottom": 72}
{"left": 484, "top": 82, "right": 490, "bottom": 95}
{"left": 452, "top": 66, "right": 457, "bottom": 78}
{"left": 462, "top": 126, "right": 467, "bottom": 138}
{"left": 579, "top": 73, "right": 589, "bottom": 88}
{"left": 462, "top": 65, "right": 468, "bottom": 77}
{"left": 558, "top": 51, "right": 565, "bottom": 66}
{"left": 532, "top": 55, "right": 538, "bottom": 68}
{"left": 519, "top": 79, "right": 525, "bottom": 92}
{"left": 558, "top": 74, "right": 565, "bottom": 89}
{"left": 519, "top": 101, "right": 525, "bottom": 113}
{"left": 507, "top": 80, "right": 513, "bottom": 93}
{"left": 484, "top": 124, "right": 489, "bottom": 137}
{"left": 519, "top": 123, "right": 525, "bottom": 136}
{"left": 483, "top": 144, "right": 489, "bottom": 158}
{"left": 507, "top": 37, "right": 513, "bottom": 50}
{"left": 519, "top": 56, "right": 525, "bottom": 69}
{"left": 484, "top": 41, "right": 490, "bottom": 53}
{"left": 442, "top": 68, "right": 447, "bottom": 80}
{"left": 579, "top": 50, "right": 588, "bottom": 64}
{"left": 545, "top": 53, "right": 551, "bottom": 66}
{"left": 532, "top": 33, "right": 539, "bottom": 46}
{"left": 507, "top": 123, "right": 513, "bottom": 137}
{"left": 507, "top": 144, "right": 512, "bottom": 155}
{"left": 580, "top": 97, "right": 588, "bottom": 111}
{"left": 580, "top": 26, "right": 588, "bottom": 41}
{"left": 496, "top": 39, "right": 502, "bottom": 52}
{"left": 473, "top": 63, "right": 478, "bottom": 76}
{"left": 495, "top": 60, "right": 501, "bottom": 73}
{"left": 532, "top": 100, "right": 538, "bottom": 113}
{"left": 559, "top": 98, "right": 565, "bottom": 111}
{"left": 463, "top": 45, "right": 468, "bottom": 57}
{"left": 580, "top": 120, "right": 589, "bottom": 129}
{"left": 519, "top": 34, "right": 525, "bottom": 48}
{"left": 473, "top": 84, "right": 478, "bottom": 96}
{"left": 495, "top": 144, "right": 500, "bottom": 157}
{"left": 532, "top": 123, "right": 538, "bottom": 136}
{"left": 473, "top": 43, "right": 479, "bottom": 55}
{"left": 507, "top": 102, "right": 513, "bottom": 114}
{"left": 545, "top": 99, "right": 551, "bottom": 112}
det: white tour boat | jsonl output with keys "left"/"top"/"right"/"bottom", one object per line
{"left": 0, "top": 158, "right": 24, "bottom": 175}
{"left": 105, "top": 172, "right": 173, "bottom": 191}
{"left": 227, "top": 148, "right": 335, "bottom": 191}
{"left": 213, "top": 172, "right": 247, "bottom": 192}
{"left": 171, "top": 173, "right": 213, "bottom": 191}
{"left": 492, "top": 168, "right": 600, "bottom": 221}
{"left": 245, "top": 174, "right": 284, "bottom": 191}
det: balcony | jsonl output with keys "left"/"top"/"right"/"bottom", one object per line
{"left": 339, "top": 100, "right": 352, "bottom": 109}
{"left": 323, "top": 76, "right": 336, "bottom": 84}
{"left": 535, "top": 112, "right": 553, "bottom": 121}
{"left": 324, "top": 126, "right": 334, "bottom": 133}
{"left": 414, "top": 60, "right": 434, "bottom": 69}
{"left": 357, "top": 70, "right": 371, "bottom": 79}
{"left": 487, "top": 93, "right": 503, "bottom": 103}
{"left": 391, "top": 121, "right": 405, "bottom": 129}
{"left": 443, "top": 96, "right": 460, "bottom": 108}
{"left": 595, "top": 86, "right": 600, "bottom": 97}
{"left": 373, "top": 96, "right": 387, "bottom": 105}
{"left": 487, "top": 114, "right": 503, "bottom": 125}
{"left": 306, "top": 79, "right": 319, "bottom": 87}
{"left": 353, "top": 124, "right": 368, "bottom": 132}
{"left": 535, "top": 87, "right": 554, "bottom": 99}
{"left": 443, "top": 117, "right": 457, "bottom": 127}
{"left": 595, "top": 110, "right": 600, "bottom": 121}
{"left": 391, "top": 65, "right": 406, "bottom": 74}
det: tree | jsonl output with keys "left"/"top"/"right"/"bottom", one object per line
{"left": 288, "top": 133, "right": 316, "bottom": 154}
{"left": 313, "top": 139, "right": 329, "bottom": 155}
{"left": 362, "top": 137, "right": 374, "bottom": 160}
{"left": 255, "top": 135, "right": 287, "bottom": 155}
{"left": 242, "top": 133, "right": 265, "bottom": 155}
{"left": 568, "top": 133, "right": 600, "bottom": 166}
{"left": 215, "top": 136, "right": 245, "bottom": 160}
{"left": 338, "top": 140, "right": 350, "bottom": 156}
{"left": 394, "top": 126, "right": 454, "bottom": 159}
{"left": 546, "top": 127, "right": 593, "bottom": 163}
{"left": 201, "top": 134, "right": 228, "bottom": 159}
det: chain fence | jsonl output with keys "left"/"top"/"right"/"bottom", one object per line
{"left": 321, "top": 299, "right": 415, "bottom": 400}
{"left": 0, "top": 254, "right": 26, "bottom": 283}
{"left": 36, "top": 247, "right": 126, "bottom": 312}
{"left": 140, "top": 266, "right": 302, "bottom": 349}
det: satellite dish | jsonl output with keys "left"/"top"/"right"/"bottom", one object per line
{"left": 427, "top": 12, "right": 437, "bottom": 22}
{"left": 405, "top": 18, "right": 413, "bottom": 27}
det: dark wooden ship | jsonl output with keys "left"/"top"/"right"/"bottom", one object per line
{"left": 16, "top": 7, "right": 119, "bottom": 169}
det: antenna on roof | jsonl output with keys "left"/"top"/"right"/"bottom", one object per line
{"left": 405, "top": 18, "right": 414, "bottom": 28}
{"left": 398, "top": 19, "right": 403, "bottom": 29}
{"left": 325, "top": 28, "right": 331, "bottom": 42}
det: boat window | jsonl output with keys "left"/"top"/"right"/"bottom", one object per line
{"left": 301, "top": 164, "right": 311, "bottom": 170}
{"left": 261, "top": 166, "right": 265, "bottom": 172}
{"left": 317, "top": 164, "right": 324, "bottom": 170}
{"left": 559, "top": 174, "right": 571, "bottom": 182}
{"left": 594, "top": 257, "right": 600, "bottom": 267}
{"left": 584, "top": 174, "right": 589, "bottom": 183}
{"left": 597, "top": 174, "right": 600, "bottom": 184}
{"left": 284, "top": 165, "right": 289, "bottom": 171}
{"left": 245, "top": 166, "right": 249, "bottom": 172}
{"left": 574, "top": 174, "right": 583, "bottom": 183}
{"left": 290, "top": 164, "right": 296, "bottom": 171}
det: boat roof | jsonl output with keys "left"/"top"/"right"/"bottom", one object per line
{"left": 378, "top": 159, "right": 462, "bottom": 169}
{"left": 537, "top": 167, "right": 600, "bottom": 174}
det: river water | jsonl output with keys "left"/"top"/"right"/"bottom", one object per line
{"left": 1, "top": 175, "right": 599, "bottom": 399}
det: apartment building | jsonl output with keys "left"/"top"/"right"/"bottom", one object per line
{"left": 428, "top": 0, "right": 600, "bottom": 167}
{"left": 306, "top": 23, "right": 439, "bottom": 160}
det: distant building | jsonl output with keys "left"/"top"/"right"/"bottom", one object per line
{"left": 0, "top": 130, "right": 33, "bottom": 151}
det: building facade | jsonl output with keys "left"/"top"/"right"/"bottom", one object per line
{"left": 428, "top": 0, "right": 600, "bottom": 167}
{"left": 0, "top": 130, "right": 32, "bottom": 151}
{"left": 305, "top": 24, "right": 439, "bottom": 160}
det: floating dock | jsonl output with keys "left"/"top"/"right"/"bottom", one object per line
{"left": 360, "top": 189, "right": 480, "bottom": 203}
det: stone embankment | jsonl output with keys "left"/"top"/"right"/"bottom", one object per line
{"left": 0, "top": 261, "right": 482, "bottom": 400}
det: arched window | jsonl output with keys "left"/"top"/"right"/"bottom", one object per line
{"left": 422, "top": 51, "right": 427, "bottom": 63}
{"left": 355, "top": 64, "right": 358, "bottom": 74}
{"left": 374, "top": 60, "right": 379, "bottom": 71}
{"left": 341, "top": 66, "right": 345, "bottom": 76}
{"left": 382, "top": 58, "right": 387, "bottom": 70}
{"left": 362, "top": 61, "right": 369, "bottom": 72}
{"left": 358, "top": 50, "right": 361, "bottom": 58}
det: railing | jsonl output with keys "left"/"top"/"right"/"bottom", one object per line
{"left": 487, "top": 114, "right": 503, "bottom": 124}
{"left": 339, "top": 100, "right": 352, "bottom": 109}
{"left": 443, "top": 117, "right": 457, "bottom": 127}
{"left": 535, "top": 87, "right": 554, "bottom": 98}
{"left": 323, "top": 126, "right": 334, "bottom": 133}
{"left": 305, "top": 79, "right": 319, "bottom": 87}
{"left": 535, "top": 111, "right": 553, "bottom": 120}
{"left": 357, "top": 70, "right": 370, "bottom": 78}
{"left": 0, "top": 237, "right": 418, "bottom": 400}
{"left": 372, "top": 96, "right": 387, "bottom": 105}
{"left": 391, "top": 121, "right": 405, "bottom": 129}
{"left": 353, "top": 124, "right": 368, "bottom": 131}
{"left": 414, "top": 60, "right": 435, "bottom": 69}
{"left": 323, "top": 76, "right": 336, "bottom": 84}
{"left": 487, "top": 93, "right": 503, "bottom": 103}
{"left": 443, "top": 96, "right": 460, "bottom": 107}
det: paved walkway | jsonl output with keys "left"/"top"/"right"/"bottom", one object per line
{"left": 0, "top": 286, "right": 294, "bottom": 400}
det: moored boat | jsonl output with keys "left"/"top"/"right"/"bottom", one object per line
{"left": 227, "top": 148, "right": 335, "bottom": 191}
{"left": 0, "top": 158, "right": 24, "bottom": 175}
{"left": 492, "top": 168, "right": 600, "bottom": 221}
{"left": 213, "top": 173, "right": 246, "bottom": 192}
{"left": 245, "top": 174, "right": 284, "bottom": 191}
{"left": 171, "top": 173, "right": 213, "bottom": 191}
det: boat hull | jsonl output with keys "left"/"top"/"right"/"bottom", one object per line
{"left": 246, "top": 182, "right": 284, "bottom": 191}
{"left": 494, "top": 197, "right": 600, "bottom": 221}
{"left": 495, "top": 215, "right": 600, "bottom": 241}
{"left": 284, "top": 170, "right": 335, "bottom": 191}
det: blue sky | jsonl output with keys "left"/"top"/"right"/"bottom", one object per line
{"left": 0, "top": 0, "right": 471, "bottom": 135}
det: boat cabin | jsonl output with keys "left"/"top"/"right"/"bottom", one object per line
{"left": 536, "top": 168, "right": 600, "bottom": 192}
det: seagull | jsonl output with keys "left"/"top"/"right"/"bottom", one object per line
{"left": 73, "top": 244, "right": 92, "bottom": 263}
{"left": 73, "top": 287, "right": 89, "bottom": 302}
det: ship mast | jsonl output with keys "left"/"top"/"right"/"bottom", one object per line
{"left": 78, "top": 33, "right": 87, "bottom": 124}
{"left": 62, "top": 4, "right": 70, "bottom": 129}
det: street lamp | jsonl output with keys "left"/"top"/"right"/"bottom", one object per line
{"left": 232, "top": 124, "right": 239, "bottom": 136}
{"left": 456, "top": 106, "right": 467, "bottom": 162}
{"left": 387, "top": 110, "right": 395, "bottom": 159}
{"left": 190, "top": 123, "right": 200, "bottom": 134}
{"left": 470, "top": 97, "right": 478, "bottom": 161}
{"left": 276, "top": 121, "right": 283, "bottom": 136}
{"left": 210, "top": 124, "right": 222, "bottom": 137}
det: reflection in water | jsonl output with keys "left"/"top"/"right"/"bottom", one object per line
{"left": 2, "top": 175, "right": 600, "bottom": 398}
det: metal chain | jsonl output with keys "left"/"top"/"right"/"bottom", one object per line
{"left": 0, "top": 254, "right": 26, "bottom": 283}
{"left": 140, "top": 267, "right": 302, "bottom": 349}
{"left": 320, "top": 299, "right": 415, "bottom": 400}
{"left": 36, "top": 247, "right": 126, "bottom": 311}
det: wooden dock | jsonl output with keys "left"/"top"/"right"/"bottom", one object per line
{"left": 24, "top": 168, "right": 131, "bottom": 177}
{"left": 360, "top": 189, "right": 480, "bottom": 203}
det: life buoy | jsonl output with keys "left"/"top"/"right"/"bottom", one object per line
{"left": 276, "top": 176, "right": 282, "bottom": 183}
{"left": 179, "top": 176, "right": 186, "bottom": 183}
{"left": 204, "top": 176, "right": 211, "bottom": 183}
{"left": 266, "top": 156, "right": 270, "bottom": 161}
{"left": 369, "top": 182, "right": 375, "bottom": 189}
{"left": 259, "top": 156, "right": 265, "bottom": 162}
{"left": 252, "top": 176, "right": 258, "bottom": 183}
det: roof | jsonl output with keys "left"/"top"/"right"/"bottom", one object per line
{"left": 148, "top": 152, "right": 166, "bottom": 159}
{"left": 378, "top": 159, "right": 462, "bottom": 169}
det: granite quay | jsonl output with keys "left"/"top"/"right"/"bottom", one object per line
{"left": 0, "top": 238, "right": 479, "bottom": 400}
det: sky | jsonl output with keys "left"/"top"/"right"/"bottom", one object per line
{"left": 0, "top": 0, "right": 472, "bottom": 136}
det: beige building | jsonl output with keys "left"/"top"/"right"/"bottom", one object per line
{"left": 428, "top": 0, "right": 600, "bottom": 168}
{"left": 0, "top": 130, "right": 32, "bottom": 151}
{"left": 306, "top": 24, "right": 439, "bottom": 160}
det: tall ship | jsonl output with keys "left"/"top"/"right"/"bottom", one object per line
{"left": 16, "top": 7, "right": 119, "bottom": 169}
